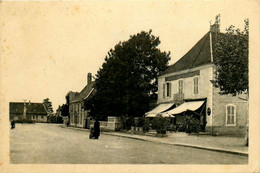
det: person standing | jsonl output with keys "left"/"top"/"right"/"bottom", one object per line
{"left": 93, "top": 119, "right": 100, "bottom": 139}
{"left": 11, "top": 120, "right": 15, "bottom": 129}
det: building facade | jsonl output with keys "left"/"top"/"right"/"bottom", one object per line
{"left": 69, "top": 73, "right": 95, "bottom": 128}
{"left": 156, "top": 30, "right": 248, "bottom": 136}
{"left": 9, "top": 102, "right": 48, "bottom": 123}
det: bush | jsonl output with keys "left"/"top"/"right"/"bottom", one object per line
{"left": 136, "top": 117, "right": 145, "bottom": 127}
{"left": 57, "top": 117, "right": 63, "bottom": 124}
{"left": 123, "top": 116, "right": 135, "bottom": 130}
{"left": 151, "top": 117, "right": 170, "bottom": 134}
{"left": 179, "top": 116, "right": 200, "bottom": 133}
{"left": 143, "top": 118, "right": 150, "bottom": 132}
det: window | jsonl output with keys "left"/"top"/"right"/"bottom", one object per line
{"left": 79, "top": 104, "right": 82, "bottom": 125}
{"left": 193, "top": 77, "right": 199, "bottom": 94}
{"left": 178, "top": 80, "right": 183, "bottom": 94}
{"left": 163, "top": 83, "right": 165, "bottom": 98}
{"left": 226, "top": 104, "right": 236, "bottom": 125}
{"left": 163, "top": 82, "right": 171, "bottom": 98}
{"left": 71, "top": 115, "right": 74, "bottom": 123}
{"left": 166, "top": 83, "right": 171, "bottom": 97}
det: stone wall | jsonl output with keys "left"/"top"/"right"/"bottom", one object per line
{"left": 90, "top": 116, "right": 123, "bottom": 131}
{"left": 205, "top": 126, "right": 246, "bottom": 136}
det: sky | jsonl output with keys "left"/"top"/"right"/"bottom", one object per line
{"left": 0, "top": 1, "right": 254, "bottom": 111}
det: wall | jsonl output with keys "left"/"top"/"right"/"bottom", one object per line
{"left": 208, "top": 87, "right": 248, "bottom": 136}
{"left": 36, "top": 115, "right": 48, "bottom": 122}
{"left": 70, "top": 101, "right": 89, "bottom": 128}
{"left": 63, "top": 117, "right": 69, "bottom": 125}
{"left": 157, "top": 65, "right": 213, "bottom": 104}
{"left": 158, "top": 63, "right": 249, "bottom": 136}
{"left": 90, "top": 117, "right": 123, "bottom": 131}
{"left": 10, "top": 113, "right": 47, "bottom": 122}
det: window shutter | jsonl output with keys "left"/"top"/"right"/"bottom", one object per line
{"left": 227, "top": 106, "right": 231, "bottom": 124}
{"left": 231, "top": 106, "right": 234, "bottom": 124}
{"left": 179, "top": 80, "right": 183, "bottom": 94}
{"left": 178, "top": 81, "right": 180, "bottom": 94}
{"left": 197, "top": 77, "right": 199, "bottom": 94}
{"left": 163, "top": 83, "right": 165, "bottom": 98}
{"left": 169, "top": 83, "right": 171, "bottom": 98}
{"left": 193, "top": 77, "right": 198, "bottom": 94}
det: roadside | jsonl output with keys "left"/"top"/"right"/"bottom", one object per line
{"left": 61, "top": 125, "right": 248, "bottom": 156}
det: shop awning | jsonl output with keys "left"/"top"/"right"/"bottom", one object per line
{"left": 164, "top": 101, "right": 205, "bottom": 115}
{"left": 145, "top": 102, "right": 175, "bottom": 117}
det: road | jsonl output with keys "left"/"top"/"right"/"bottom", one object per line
{"left": 10, "top": 123, "right": 248, "bottom": 164}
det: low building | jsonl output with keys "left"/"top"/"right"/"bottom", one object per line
{"left": 69, "top": 73, "right": 95, "bottom": 128}
{"left": 9, "top": 102, "right": 48, "bottom": 122}
{"left": 149, "top": 22, "right": 248, "bottom": 136}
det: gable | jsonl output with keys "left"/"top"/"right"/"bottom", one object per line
{"left": 71, "top": 82, "right": 95, "bottom": 103}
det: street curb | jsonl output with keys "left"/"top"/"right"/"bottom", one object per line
{"left": 102, "top": 132, "right": 248, "bottom": 157}
{"left": 60, "top": 125, "right": 248, "bottom": 157}
{"left": 102, "top": 132, "right": 147, "bottom": 142}
{"left": 172, "top": 143, "right": 248, "bottom": 156}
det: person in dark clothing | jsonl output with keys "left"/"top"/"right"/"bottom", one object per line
{"left": 89, "top": 128, "right": 95, "bottom": 139}
{"left": 11, "top": 120, "right": 15, "bottom": 129}
{"left": 93, "top": 119, "right": 100, "bottom": 139}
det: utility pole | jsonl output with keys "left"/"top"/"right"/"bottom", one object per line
{"left": 23, "top": 99, "right": 27, "bottom": 119}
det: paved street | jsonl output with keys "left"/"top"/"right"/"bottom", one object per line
{"left": 10, "top": 123, "right": 247, "bottom": 164}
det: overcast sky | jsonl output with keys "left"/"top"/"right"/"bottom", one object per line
{"left": 1, "top": 1, "right": 253, "bottom": 110}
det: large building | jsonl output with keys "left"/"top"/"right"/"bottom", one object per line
{"left": 69, "top": 73, "right": 95, "bottom": 128}
{"left": 9, "top": 102, "right": 48, "bottom": 122}
{"left": 148, "top": 25, "right": 248, "bottom": 136}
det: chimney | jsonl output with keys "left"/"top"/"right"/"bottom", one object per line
{"left": 87, "top": 73, "right": 92, "bottom": 85}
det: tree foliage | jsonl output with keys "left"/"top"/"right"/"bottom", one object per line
{"left": 213, "top": 19, "right": 249, "bottom": 96}
{"left": 60, "top": 104, "right": 69, "bottom": 117}
{"left": 43, "top": 98, "right": 54, "bottom": 115}
{"left": 84, "top": 30, "right": 170, "bottom": 120}
{"left": 60, "top": 94, "right": 70, "bottom": 117}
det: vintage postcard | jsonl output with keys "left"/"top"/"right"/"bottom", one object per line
{"left": 0, "top": 0, "right": 259, "bottom": 172}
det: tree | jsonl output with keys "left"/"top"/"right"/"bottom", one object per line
{"left": 85, "top": 30, "right": 170, "bottom": 120}
{"left": 60, "top": 104, "right": 69, "bottom": 117}
{"left": 213, "top": 19, "right": 248, "bottom": 96}
{"left": 213, "top": 19, "right": 249, "bottom": 146}
{"left": 42, "top": 98, "right": 54, "bottom": 115}
{"left": 60, "top": 94, "right": 70, "bottom": 117}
